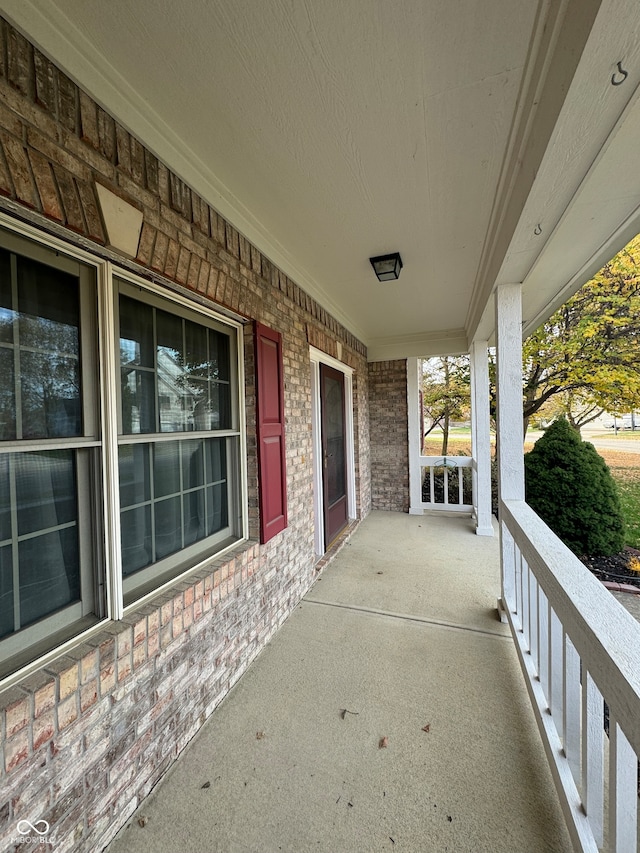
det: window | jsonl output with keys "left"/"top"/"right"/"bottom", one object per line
{"left": 115, "top": 280, "right": 242, "bottom": 603}
{"left": 0, "top": 226, "right": 245, "bottom": 676}
{"left": 0, "top": 232, "right": 101, "bottom": 670}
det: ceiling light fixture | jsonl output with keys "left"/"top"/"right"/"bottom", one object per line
{"left": 369, "top": 252, "right": 403, "bottom": 281}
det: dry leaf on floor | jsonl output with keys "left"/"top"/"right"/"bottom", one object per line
{"left": 256, "top": 730, "right": 266, "bottom": 739}
{"left": 421, "top": 724, "right": 431, "bottom": 733}
{"left": 339, "top": 708, "right": 359, "bottom": 719}
{"left": 201, "top": 781, "right": 211, "bottom": 788}
{"left": 378, "top": 736, "right": 389, "bottom": 749}
{"left": 137, "top": 816, "right": 148, "bottom": 828}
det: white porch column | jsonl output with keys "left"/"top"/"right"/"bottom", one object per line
{"left": 470, "top": 340, "right": 493, "bottom": 536}
{"left": 407, "top": 357, "right": 424, "bottom": 514}
{"left": 495, "top": 285, "right": 525, "bottom": 613}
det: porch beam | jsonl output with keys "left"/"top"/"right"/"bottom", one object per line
{"left": 470, "top": 340, "right": 493, "bottom": 536}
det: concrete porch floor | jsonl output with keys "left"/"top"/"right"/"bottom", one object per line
{"left": 106, "top": 511, "right": 573, "bottom": 853}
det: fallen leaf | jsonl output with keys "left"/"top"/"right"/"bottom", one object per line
{"left": 421, "top": 724, "right": 431, "bottom": 733}
{"left": 256, "top": 730, "right": 266, "bottom": 739}
{"left": 137, "top": 816, "right": 148, "bottom": 828}
{"left": 339, "top": 708, "right": 359, "bottom": 719}
{"left": 201, "top": 781, "right": 211, "bottom": 789}
{"left": 379, "top": 736, "right": 389, "bottom": 749}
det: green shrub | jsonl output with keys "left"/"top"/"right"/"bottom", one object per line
{"left": 524, "top": 418, "right": 625, "bottom": 556}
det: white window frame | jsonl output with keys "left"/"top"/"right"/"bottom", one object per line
{"left": 0, "top": 214, "right": 248, "bottom": 685}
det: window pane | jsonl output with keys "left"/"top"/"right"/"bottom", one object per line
{"left": 17, "top": 258, "right": 81, "bottom": 440}
{"left": 0, "top": 545, "right": 13, "bottom": 639}
{"left": 0, "top": 456, "right": 9, "bottom": 541}
{"left": 185, "top": 323, "right": 210, "bottom": 430}
{"left": 154, "top": 443, "right": 180, "bottom": 497}
{"left": 157, "top": 310, "right": 187, "bottom": 432}
{"left": 17, "top": 257, "right": 79, "bottom": 353}
{"left": 120, "top": 295, "right": 156, "bottom": 434}
{"left": 210, "top": 331, "right": 231, "bottom": 429}
{"left": 19, "top": 527, "right": 80, "bottom": 627}
{"left": 120, "top": 505, "right": 152, "bottom": 576}
{"left": 21, "top": 352, "right": 81, "bottom": 438}
{"left": 207, "top": 483, "right": 228, "bottom": 535}
{"left": 119, "top": 444, "right": 150, "bottom": 507}
{"left": 121, "top": 368, "right": 155, "bottom": 434}
{"left": 182, "top": 440, "right": 204, "bottom": 490}
{"left": 189, "top": 378, "right": 210, "bottom": 430}
{"left": 205, "top": 439, "right": 228, "bottom": 534}
{"left": 119, "top": 295, "right": 154, "bottom": 367}
{"left": 0, "top": 248, "right": 12, "bottom": 344}
{"left": 154, "top": 496, "right": 182, "bottom": 559}
{"left": 210, "top": 331, "right": 230, "bottom": 382}
{"left": 185, "top": 321, "right": 208, "bottom": 370}
{"left": 210, "top": 382, "right": 231, "bottom": 429}
{"left": 205, "top": 438, "right": 226, "bottom": 482}
{"left": 0, "top": 351, "right": 15, "bottom": 441}
{"left": 158, "top": 386, "right": 188, "bottom": 432}
{"left": 157, "top": 309, "right": 182, "bottom": 359}
{"left": 183, "top": 488, "right": 205, "bottom": 545}
{"left": 15, "top": 450, "right": 77, "bottom": 537}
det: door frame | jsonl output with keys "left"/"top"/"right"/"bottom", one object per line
{"left": 310, "top": 346, "right": 355, "bottom": 556}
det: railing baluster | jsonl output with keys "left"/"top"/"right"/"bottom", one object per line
{"left": 514, "top": 542, "right": 522, "bottom": 620}
{"left": 522, "top": 556, "right": 530, "bottom": 648}
{"left": 609, "top": 717, "right": 638, "bottom": 853}
{"left": 549, "top": 607, "right": 563, "bottom": 726}
{"left": 530, "top": 567, "right": 539, "bottom": 672}
{"left": 564, "top": 633, "right": 581, "bottom": 786}
{"left": 502, "top": 522, "right": 517, "bottom": 615}
{"left": 581, "top": 670, "right": 604, "bottom": 847}
{"left": 538, "top": 588, "right": 549, "bottom": 703}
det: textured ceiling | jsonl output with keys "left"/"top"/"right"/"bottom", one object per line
{"left": 3, "top": 0, "right": 640, "bottom": 357}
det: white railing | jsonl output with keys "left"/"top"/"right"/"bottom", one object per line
{"left": 500, "top": 499, "right": 640, "bottom": 853}
{"left": 419, "top": 455, "right": 473, "bottom": 512}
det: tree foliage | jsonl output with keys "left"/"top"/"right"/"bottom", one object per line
{"left": 422, "top": 356, "right": 470, "bottom": 455}
{"left": 524, "top": 418, "right": 625, "bottom": 556}
{"left": 522, "top": 235, "right": 640, "bottom": 433}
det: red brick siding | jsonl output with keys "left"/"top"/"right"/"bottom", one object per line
{"left": 368, "top": 360, "right": 409, "bottom": 512}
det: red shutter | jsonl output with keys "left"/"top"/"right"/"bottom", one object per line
{"left": 254, "top": 322, "right": 288, "bottom": 543}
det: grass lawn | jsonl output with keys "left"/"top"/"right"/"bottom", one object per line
{"left": 599, "top": 449, "right": 640, "bottom": 550}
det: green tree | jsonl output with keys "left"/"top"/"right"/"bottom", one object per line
{"left": 422, "top": 356, "right": 470, "bottom": 455}
{"left": 525, "top": 418, "right": 625, "bottom": 556}
{"left": 522, "top": 235, "right": 640, "bottom": 435}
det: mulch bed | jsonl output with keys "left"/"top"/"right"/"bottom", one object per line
{"left": 580, "top": 547, "right": 640, "bottom": 591}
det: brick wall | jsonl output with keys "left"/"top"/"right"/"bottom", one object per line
{"left": 0, "top": 18, "right": 375, "bottom": 853}
{"left": 368, "top": 360, "right": 409, "bottom": 512}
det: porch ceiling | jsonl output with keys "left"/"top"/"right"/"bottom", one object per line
{"left": 3, "top": 0, "right": 640, "bottom": 358}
